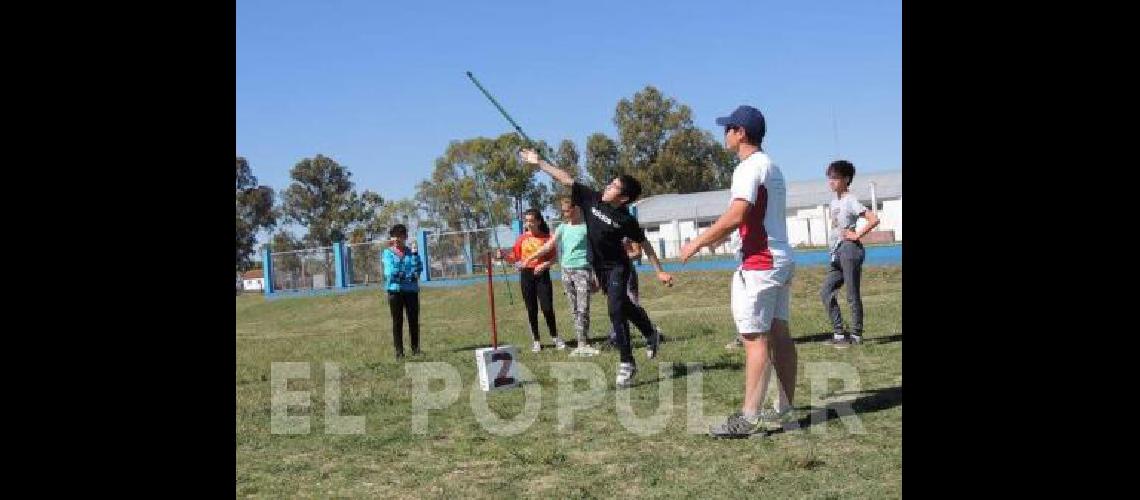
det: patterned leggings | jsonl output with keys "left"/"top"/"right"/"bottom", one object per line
{"left": 561, "top": 267, "right": 593, "bottom": 343}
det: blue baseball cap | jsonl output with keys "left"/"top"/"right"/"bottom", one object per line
{"left": 715, "top": 105, "right": 766, "bottom": 141}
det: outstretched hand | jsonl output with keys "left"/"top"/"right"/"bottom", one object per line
{"left": 519, "top": 148, "right": 540, "bottom": 165}
{"left": 679, "top": 241, "right": 700, "bottom": 263}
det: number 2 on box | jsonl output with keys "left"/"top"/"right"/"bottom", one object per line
{"left": 491, "top": 351, "right": 514, "bottom": 387}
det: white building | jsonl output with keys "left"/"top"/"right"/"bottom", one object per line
{"left": 632, "top": 170, "right": 901, "bottom": 258}
{"left": 241, "top": 269, "right": 265, "bottom": 292}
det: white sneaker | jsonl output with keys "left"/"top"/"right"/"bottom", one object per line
{"left": 616, "top": 362, "right": 637, "bottom": 387}
{"left": 532, "top": 341, "right": 542, "bottom": 353}
{"left": 554, "top": 337, "right": 567, "bottom": 350}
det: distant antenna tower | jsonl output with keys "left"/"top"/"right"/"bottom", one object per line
{"left": 832, "top": 104, "right": 841, "bottom": 159}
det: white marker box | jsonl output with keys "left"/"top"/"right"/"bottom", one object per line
{"left": 474, "top": 345, "right": 519, "bottom": 392}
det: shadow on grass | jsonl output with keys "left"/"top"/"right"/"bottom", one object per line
{"left": 794, "top": 332, "right": 837, "bottom": 344}
{"left": 449, "top": 334, "right": 668, "bottom": 353}
{"left": 766, "top": 385, "right": 902, "bottom": 436}
{"left": 623, "top": 361, "right": 744, "bottom": 389}
{"left": 868, "top": 333, "right": 903, "bottom": 344}
{"left": 794, "top": 331, "right": 903, "bottom": 345}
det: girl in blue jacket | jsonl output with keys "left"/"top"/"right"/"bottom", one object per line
{"left": 382, "top": 224, "right": 423, "bottom": 358}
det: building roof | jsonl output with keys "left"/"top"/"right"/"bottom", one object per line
{"left": 242, "top": 269, "right": 263, "bottom": 279}
{"left": 633, "top": 169, "right": 901, "bottom": 224}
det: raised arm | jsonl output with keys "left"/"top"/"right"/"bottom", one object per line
{"left": 519, "top": 149, "right": 574, "bottom": 186}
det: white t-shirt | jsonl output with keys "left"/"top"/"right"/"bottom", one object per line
{"left": 729, "top": 151, "right": 792, "bottom": 271}
{"left": 829, "top": 192, "right": 868, "bottom": 254}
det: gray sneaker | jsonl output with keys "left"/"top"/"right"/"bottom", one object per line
{"left": 757, "top": 406, "right": 793, "bottom": 424}
{"left": 709, "top": 412, "right": 762, "bottom": 438}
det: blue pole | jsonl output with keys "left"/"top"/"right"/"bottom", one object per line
{"left": 262, "top": 245, "right": 274, "bottom": 295}
{"left": 333, "top": 241, "right": 347, "bottom": 288}
{"left": 417, "top": 229, "right": 431, "bottom": 282}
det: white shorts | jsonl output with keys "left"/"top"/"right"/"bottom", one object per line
{"left": 730, "top": 264, "right": 794, "bottom": 335}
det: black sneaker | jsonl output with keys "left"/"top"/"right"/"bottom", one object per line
{"left": 709, "top": 412, "right": 762, "bottom": 439}
{"left": 646, "top": 327, "right": 662, "bottom": 360}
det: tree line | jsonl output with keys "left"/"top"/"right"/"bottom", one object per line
{"left": 236, "top": 85, "right": 737, "bottom": 270}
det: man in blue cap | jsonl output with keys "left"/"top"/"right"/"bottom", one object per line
{"left": 680, "top": 105, "right": 798, "bottom": 438}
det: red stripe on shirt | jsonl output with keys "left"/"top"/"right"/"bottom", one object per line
{"left": 740, "top": 185, "right": 773, "bottom": 270}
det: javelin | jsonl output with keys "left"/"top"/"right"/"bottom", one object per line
{"left": 465, "top": 71, "right": 553, "bottom": 164}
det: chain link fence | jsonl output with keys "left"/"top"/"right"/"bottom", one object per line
{"left": 343, "top": 241, "right": 386, "bottom": 287}
{"left": 425, "top": 228, "right": 508, "bottom": 280}
{"left": 264, "top": 225, "right": 520, "bottom": 294}
{"left": 270, "top": 246, "right": 337, "bottom": 292}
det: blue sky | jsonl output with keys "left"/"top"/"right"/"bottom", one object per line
{"left": 238, "top": 0, "right": 899, "bottom": 218}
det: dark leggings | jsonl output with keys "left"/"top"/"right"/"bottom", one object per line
{"left": 520, "top": 268, "right": 558, "bottom": 341}
{"left": 388, "top": 291, "right": 420, "bottom": 355}
{"left": 599, "top": 264, "right": 655, "bottom": 364}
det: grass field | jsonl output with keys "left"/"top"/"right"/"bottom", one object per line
{"left": 237, "top": 265, "right": 902, "bottom": 498}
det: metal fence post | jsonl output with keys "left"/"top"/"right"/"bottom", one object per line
{"left": 417, "top": 229, "right": 431, "bottom": 282}
{"left": 262, "top": 245, "right": 274, "bottom": 295}
{"left": 333, "top": 241, "right": 347, "bottom": 289}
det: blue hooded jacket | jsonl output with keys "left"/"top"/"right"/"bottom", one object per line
{"left": 382, "top": 246, "right": 423, "bottom": 293}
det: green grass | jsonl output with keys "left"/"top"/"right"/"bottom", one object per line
{"left": 237, "top": 266, "right": 901, "bottom": 498}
